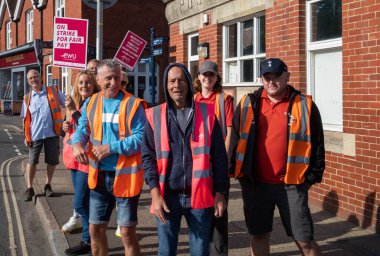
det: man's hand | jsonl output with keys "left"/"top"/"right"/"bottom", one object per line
{"left": 151, "top": 187, "right": 170, "bottom": 224}
{"left": 73, "top": 143, "right": 89, "bottom": 164}
{"left": 24, "top": 139, "right": 32, "bottom": 148}
{"left": 214, "top": 192, "right": 227, "bottom": 218}
{"left": 62, "top": 121, "right": 71, "bottom": 133}
{"left": 92, "top": 144, "right": 111, "bottom": 161}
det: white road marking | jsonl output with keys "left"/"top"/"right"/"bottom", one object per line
{"left": 1, "top": 155, "right": 28, "bottom": 256}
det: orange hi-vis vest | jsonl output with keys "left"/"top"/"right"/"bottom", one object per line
{"left": 63, "top": 115, "right": 89, "bottom": 173}
{"left": 215, "top": 92, "right": 229, "bottom": 139}
{"left": 146, "top": 101, "right": 215, "bottom": 210}
{"left": 86, "top": 90, "right": 146, "bottom": 197}
{"left": 234, "top": 94, "right": 312, "bottom": 184}
{"left": 23, "top": 86, "right": 63, "bottom": 143}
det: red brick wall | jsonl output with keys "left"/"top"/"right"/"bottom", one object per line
{"left": 266, "top": 0, "right": 307, "bottom": 92}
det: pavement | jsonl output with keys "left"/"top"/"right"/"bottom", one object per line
{"left": 21, "top": 153, "right": 380, "bottom": 256}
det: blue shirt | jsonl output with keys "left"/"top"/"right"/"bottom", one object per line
{"left": 72, "top": 91, "right": 146, "bottom": 171}
{"left": 20, "top": 85, "right": 65, "bottom": 141}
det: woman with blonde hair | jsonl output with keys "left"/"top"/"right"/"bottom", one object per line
{"left": 193, "top": 61, "right": 233, "bottom": 256}
{"left": 61, "top": 70, "right": 100, "bottom": 255}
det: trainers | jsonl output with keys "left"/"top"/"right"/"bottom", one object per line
{"left": 44, "top": 184, "right": 54, "bottom": 197}
{"left": 24, "top": 187, "right": 35, "bottom": 202}
{"left": 64, "top": 241, "right": 91, "bottom": 256}
{"left": 62, "top": 216, "right": 82, "bottom": 232}
{"left": 115, "top": 225, "right": 121, "bottom": 237}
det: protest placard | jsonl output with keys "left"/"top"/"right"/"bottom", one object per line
{"left": 114, "top": 31, "right": 147, "bottom": 71}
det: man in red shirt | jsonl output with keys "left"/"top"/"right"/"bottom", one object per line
{"left": 229, "top": 58, "right": 325, "bottom": 256}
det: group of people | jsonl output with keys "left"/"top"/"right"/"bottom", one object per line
{"left": 21, "top": 57, "right": 325, "bottom": 256}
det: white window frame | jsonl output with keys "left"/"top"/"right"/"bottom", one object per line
{"left": 222, "top": 13, "right": 265, "bottom": 87}
{"left": 306, "top": 0, "right": 343, "bottom": 131}
{"left": 61, "top": 67, "right": 68, "bottom": 94}
{"left": 55, "top": 0, "right": 65, "bottom": 17}
{"left": 188, "top": 33, "right": 199, "bottom": 65}
{"left": 128, "top": 63, "right": 159, "bottom": 103}
{"left": 6, "top": 21, "right": 11, "bottom": 50}
{"left": 26, "top": 10, "right": 34, "bottom": 43}
{"left": 46, "top": 65, "right": 52, "bottom": 86}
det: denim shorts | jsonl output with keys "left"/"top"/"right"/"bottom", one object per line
{"left": 28, "top": 136, "right": 60, "bottom": 165}
{"left": 239, "top": 178, "right": 314, "bottom": 241}
{"left": 89, "top": 171, "right": 140, "bottom": 227}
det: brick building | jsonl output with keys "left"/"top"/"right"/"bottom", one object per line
{"left": 164, "top": 0, "right": 380, "bottom": 232}
{"left": 0, "top": 0, "right": 168, "bottom": 114}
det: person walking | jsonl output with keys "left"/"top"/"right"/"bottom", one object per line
{"left": 142, "top": 63, "right": 229, "bottom": 256}
{"left": 229, "top": 58, "right": 325, "bottom": 256}
{"left": 61, "top": 70, "right": 100, "bottom": 255}
{"left": 21, "top": 69, "right": 65, "bottom": 201}
{"left": 73, "top": 59, "right": 146, "bottom": 256}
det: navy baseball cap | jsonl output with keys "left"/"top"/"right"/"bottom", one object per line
{"left": 260, "top": 58, "right": 288, "bottom": 76}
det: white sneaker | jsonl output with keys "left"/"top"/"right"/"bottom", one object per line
{"left": 115, "top": 225, "right": 121, "bottom": 237}
{"left": 61, "top": 216, "right": 82, "bottom": 232}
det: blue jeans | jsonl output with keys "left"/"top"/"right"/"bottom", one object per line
{"left": 89, "top": 171, "right": 140, "bottom": 227}
{"left": 157, "top": 193, "right": 213, "bottom": 256}
{"left": 70, "top": 169, "right": 90, "bottom": 242}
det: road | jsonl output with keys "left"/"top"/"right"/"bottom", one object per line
{"left": 0, "top": 114, "right": 51, "bottom": 256}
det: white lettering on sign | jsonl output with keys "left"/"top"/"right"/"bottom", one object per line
{"left": 55, "top": 23, "right": 84, "bottom": 49}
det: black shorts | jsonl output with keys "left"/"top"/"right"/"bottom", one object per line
{"left": 239, "top": 178, "right": 314, "bottom": 241}
{"left": 28, "top": 136, "right": 60, "bottom": 165}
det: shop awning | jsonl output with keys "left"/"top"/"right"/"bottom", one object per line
{"left": 0, "top": 41, "right": 39, "bottom": 69}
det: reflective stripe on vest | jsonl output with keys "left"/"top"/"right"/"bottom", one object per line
{"left": 146, "top": 102, "right": 215, "bottom": 210}
{"left": 23, "top": 86, "right": 63, "bottom": 143}
{"left": 215, "top": 92, "right": 228, "bottom": 139}
{"left": 284, "top": 94, "right": 312, "bottom": 184}
{"left": 87, "top": 91, "right": 146, "bottom": 197}
{"left": 233, "top": 95, "right": 253, "bottom": 178}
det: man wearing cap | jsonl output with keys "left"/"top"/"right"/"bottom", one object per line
{"left": 229, "top": 58, "right": 325, "bottom": 255}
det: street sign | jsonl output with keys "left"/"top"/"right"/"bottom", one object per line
{"left": 153, "top": 48, "right": 163, "bottom": 56}
{"left": 153, "top": 37, "right": 163, "bottom": 46}
{"left": 140, "top": 57, "right": 151, "bottom": 63}
{"left": 82, "top": 0, "right": 118, "bottom": 9}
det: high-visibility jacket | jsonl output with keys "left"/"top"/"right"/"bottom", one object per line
{"left": 23, "top": 86, "right": 63, "bottom": 143}
{"left": 234, "top": 94, "right": 312, "bottom": 184}
{"left": 146, "top": 101, "right": 215, "bottom": 210}
{"left": 63, "top": 112, "right": 89, "bottom": 172}
{"left": 194, "top": 91, "right": 230, "bottom": 139}
{"left": 86, "top": 90, "right": 146, "bottom": 197}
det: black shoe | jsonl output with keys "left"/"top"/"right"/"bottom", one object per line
{"left": 24, "top": 187, "right": 35, "bottom": 201}
{"left": 44, "top": 184, "right": 54, "bottom": 197}
{"left": 64, "top": 241, "right": 91, "bottom": 256}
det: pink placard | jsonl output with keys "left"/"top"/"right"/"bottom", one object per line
{"left": 53, "top": 17, "right": 88, "bottom": 70}
{"left": 114, "top": 31, "right": 147, "bottom": 71}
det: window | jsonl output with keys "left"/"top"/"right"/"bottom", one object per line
{"left": 307, "top": 0, "right": 342, "bottom": 131}
{"left": 6, "top": 21, "right": 11, "bottom": 50}
{"left": 61, "top": 67, "right": 68, "bottom": 94}
{"left": 188, "top": 33, "right": 199, "bottom": 80}
{"left": 223, "top": 14, "right": 265, "bottom": 86}
{"left": 46, "top": 65, "right": 52, "bottom": 86}
{"left": 127, "top": 63, "right": 159, "bottom": 104}
{"left": 55, "top": 0, "right": 65, "bottom": 17}
{"left": 26, "top": 10, "right": 34, "bottom": 43}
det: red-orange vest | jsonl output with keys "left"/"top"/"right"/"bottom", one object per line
{"left": 215, "top": 92, "right": 229, "bottom": 139}
{"left": 86, "top": 90, "right": 146, "bottom": 197}
{"left": 23, "top": 86, "right": 63, "bottom": 143}
{"left": 233, "top": 94, "right": 312, "bottom": 184}
{"left": 63, "top": 112, "right": 89, "bottom": 173}
{"left": 145, "top": 101, "right": 215, "bottom": 210}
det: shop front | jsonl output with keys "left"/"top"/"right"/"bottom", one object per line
{"left": 0, "top": 44, "right": 40, "bottom": 115}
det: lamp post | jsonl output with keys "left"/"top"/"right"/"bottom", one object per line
{"left": 32, "top": 0, "right": 44, "bottom": 78}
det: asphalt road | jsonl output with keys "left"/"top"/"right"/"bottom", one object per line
{"left": 0, "top": 114, "right": 51, "bottom": 256}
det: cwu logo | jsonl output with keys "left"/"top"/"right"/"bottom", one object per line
{"left": 60, "top": 53, "right": 77, "bottom": 60}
